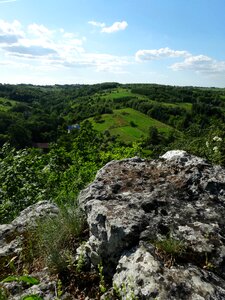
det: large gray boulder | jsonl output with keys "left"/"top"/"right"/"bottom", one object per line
{"left": 79, "top": 150, "right": 225, "bottom": 299}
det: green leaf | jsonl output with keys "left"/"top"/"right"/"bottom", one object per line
{"left": 1, "top": 275, "right": 18, "bottom": 283}
{"left": 18, "top": 276, "right": 40, "bottom": 285}
{"left": 1, "top": 275, "right": 39, "bottom": 285}
{"left": 22, "top": 295, "right": 43, "bottom": 300}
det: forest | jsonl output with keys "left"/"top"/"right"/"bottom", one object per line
{"left": 1, "top": 82, "right": 225, "bottom": 222}
{"left": 1, "top": 82, "right": 225, "bottom": 298}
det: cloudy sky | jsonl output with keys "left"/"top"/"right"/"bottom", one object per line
{"left": 0, "top": 0, "right": 225, "bottom": 87}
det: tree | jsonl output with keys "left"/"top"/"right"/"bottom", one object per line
{"left": 8, "top": 123, "right": 32, "bottom": 148}
{"left": 147, "top": 126, "right": 159, "bottom": 145}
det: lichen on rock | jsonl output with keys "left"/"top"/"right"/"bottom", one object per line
{"left": 0, "top": 201, "right": 60, "bottom": 299}
{"left": 0, "top": 201, "right": 59, "bottom": 259}
{"left": 2, "top": 151, "right": 225, "bottom": 299}
{"left": 79, "top": 150, "right": 225, "bottom": 299}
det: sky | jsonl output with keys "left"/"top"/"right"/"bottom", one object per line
{"left": 0, "top": 0, "right": 225, "bottom": 87}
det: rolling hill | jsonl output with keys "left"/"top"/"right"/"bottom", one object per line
{"left": 89, "top": 107, "right": 175, "bottom": 143}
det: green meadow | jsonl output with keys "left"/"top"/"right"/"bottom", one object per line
{"left": 90, "top": 107, "right": 174, "bottom": 143}
{"left": 0, "top": 97, "right": 18, "bottom": 111}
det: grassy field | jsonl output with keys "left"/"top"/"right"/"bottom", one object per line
{"left": 0, "top": 97, "right": 18, "bottom": 111}
{"left": 99, "top": 87, "right": 135, "bottom": 99}
{"left": 94, "top": 87, "right": 192, "bottom": 111}
{"left": 90, "top": 108, "right": 175, "bottom": 143}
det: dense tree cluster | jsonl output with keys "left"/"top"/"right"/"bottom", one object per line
{"left": 0, "top": 83, "right": 224, "bottom": 148}
{"left": 1, "top": 82, "right": 225, "bottom": 299}
{"left": 1, "top": 82, "right": 225, "bottom": 221}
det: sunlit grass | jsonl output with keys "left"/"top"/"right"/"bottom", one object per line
{"left": 90, "top": 108, "right": 174, "bottom": 143}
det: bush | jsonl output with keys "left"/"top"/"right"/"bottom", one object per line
{"left": 129, "top": 121, "right": 137, "bottom": 127}
{"left": 0, "top": 144, "right": 47, "bottom": 223}
{"left": 34, "top": 205, "right": 87, "bottom": 273}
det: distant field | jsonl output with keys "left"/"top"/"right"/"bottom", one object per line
{"left": 0, "top": 97, "right": 17, "bottom": 111}
{"left": 178, "top": 103, "right": 192, "bottom": 110}
{"left": 99, "top": 88, "right": 135, "bottom": 99}
{"left": 97, "top": 87, "right": 153, "bottom": 103}
{"left": 95, "top": 87, "right": 192, "bottom": 111}
{"left": 90, "top": 108, "right": 175, "bottom": 143}
{"left": 158, "top": 101, "right": 192, "bottom": 111}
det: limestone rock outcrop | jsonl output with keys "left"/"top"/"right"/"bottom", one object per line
{"left": 0, "top": 200, "right": 59, "bottom": 259}
{"left": 2, "top": 151, "right": 225, "bottom": 299}
{"left": 79, "top": 150, "right": 225, "bottom": 299}
{"left": 0, "top": 201, "right": 60, "bottom": 299}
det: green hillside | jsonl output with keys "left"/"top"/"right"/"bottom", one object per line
{"left": 93, "top": 87, "right": 192, "bottom": 111}
{"left": 90, "top": 108, "right": 175, "bottom": 143}
{"left": 0, "top": 97, "right": 18, "bottom": 111}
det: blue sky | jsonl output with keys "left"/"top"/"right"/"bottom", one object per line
{"left": 0, "top": 0, "right": 225, "bottom": 87}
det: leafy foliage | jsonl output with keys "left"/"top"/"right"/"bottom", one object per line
{"left": 34, "top": 206, "right": 87, "bottom": 273}
{"left": 22, "top": 296, "right": 43, "bottom": 300}
{"left": 1, "top": 82, "right": 225, "bottom": 298}
{"left": 0, "top": 144, "right": 47, "bottom": 223}
{"left": 1, "top": 275, "right": 39, "bottom": 285}
{"left": 154, "top": 237, "right": 185, "bottom": 257}
{"left": 1, "top": 83, "right": 225, "bottom": 222}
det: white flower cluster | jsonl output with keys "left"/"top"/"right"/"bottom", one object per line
{"left": 206, "top": 136, "right": 222, "bottom": 153}
{"left": 213, "top": 136, "right": 222, "bottom": 142}
{"left": 213, "top": 146, "right": 219, "bottom": 153}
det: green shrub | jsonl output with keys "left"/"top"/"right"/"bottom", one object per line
{"left": 1, "top": 275, "right": 39, "bottom": 285}
{"left": 154, "top": 236, "right": 185, "bottom": 257}
{"left": 35, "top": 205, "right": 87, "bottom": 273}
{"left": 154, "top": 236, "right": 186, "bottom": 268}
{"left": 22, "top": 296, "right": 43, "bottom": 300}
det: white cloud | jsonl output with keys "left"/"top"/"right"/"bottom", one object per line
{"left": 63, "top": 32, "right": 75, "bottom": 39}
{"left": 0, "top": 20, "right": 24, "bottom": 46}
{"left": 0, "top": 19, "right": 129, "bottom": 74}
{"left": 0, "top": 0, "right": 18, "bottom": 3}
{"left": 135, "top": 47, "right": 190, "bottom": 61}
{"left": 0, "top": 19, "right": 23, "bottom": 37}
{"left": 28, "top": 23, "right": 53, "bottom": 38}
{"left": 88, "top": 21, "right": 105, "bottom": 28}
{"left": 74, "top": 53, "right": 130, "bottom": 72}
{"left": 0, "top": 19, "right": 84, "bottom": 60}
{"left": 0, "top": 34, "right": 18, "bottom": 44}
{"left": 3, "top": 45, "right": 57, "bottom": 57}
{"left": 101, "top": 21, "right": 128, "bottom": 33}
{"left": 170, "top": 55, "right": 225, "bottom": 74}
{"left": 135, "top": 47, "right": 225, "bottom": 75}
{"left": 88, "top": 20, "right": 128, "bottom": 33}
{"left": 0, "top": 60, "right": 11, "bottom": 65}
{"left": 48, "top": 51, "right": 130, "bottom": 74}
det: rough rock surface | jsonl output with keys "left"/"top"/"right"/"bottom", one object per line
{"left": 79, "top": 150, "right": 225, "bottom": 299}
{"left": 0, "top": 201, "right": 60, "bottom": 299}
{"left": 0, "top": 200, "right": 59, "bottom": 259}
{"left": 2, "top": 272, "right": 60, "bottom": 300}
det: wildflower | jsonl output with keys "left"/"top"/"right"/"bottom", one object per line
{"left": 213, "top": 146, "right": 219, "bottom": 153}
{"left": 206, "top": 141, "right": 209, "bottom": 148}
{"left": 213, "top": 136, "right": 222, "bottom": 142}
